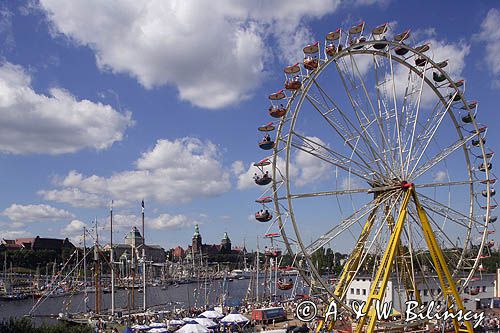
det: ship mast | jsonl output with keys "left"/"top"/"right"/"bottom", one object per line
{"left": 142, "top": 199, "right": 146, "bottom": 311}
{"left": 256, "top": 236, "right": 259, "bottom": 303}
{"left": 94, "top": 218, "right": 100, "bottom": 314}
{"left": 83, "top": 227, "right": 88, "bottom": 311}
{"left": 110, "top": 200, "right": 115, "bottom": 316}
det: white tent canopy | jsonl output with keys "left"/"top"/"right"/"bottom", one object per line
{"left": 176, "top": 321, "right": 210, "bottom": 333}
{"left": 194, "top": 317, "right": 218, "bottom": 328}
{"left": 149, "top": 329, "right": 169, "bottom": 333}
{"left": 199, "top": 310, "right": 224, "bottom": 319}
{"left": 220, "top": 312, "right": 249, "bottom": 325}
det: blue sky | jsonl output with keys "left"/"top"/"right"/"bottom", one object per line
{"left": 0, "top": 0, "right": 498, "bottom": 252}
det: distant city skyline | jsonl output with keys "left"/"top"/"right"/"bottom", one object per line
{"left": 0, "top": 1, "right": 498, "bottom": 252}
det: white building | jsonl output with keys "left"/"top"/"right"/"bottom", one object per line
{"left": 346, "top": 273, "right": 496, "bottom": 312}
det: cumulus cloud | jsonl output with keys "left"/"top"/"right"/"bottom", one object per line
{"left": 38, "top": 0, "right": 344, "bottom": 109}
{"left": 149, "top": 214, "right": 198, "bottom": 230}
{"left": 61, "top": 219, "right": 87, "bottom": 234}
{"left": 40, "top": 137, "right": 231, "bottom": 207}
{"left": 60, "top": 219, "right": 89, "bottom": 243}
{"left": 294, "top": 136, "right": 332, "bottom": 186}
{"left": 1, "top": 230, "right": 32, "bottom": 239}
{"left": 97, "top": 213, "right": 197, "bottom": 234}
{"left": 433, "top": 170, "right": 448, "bottom": 182}
{"left": 38, "top": 188, "right": 107, "bottom": 208}
{"left": 2, "top": 203, "right": 74, "bottom": 222}
{"left": 477, "top": 8, "right": 500, "bottom": 88}
{"left": 0, "top": 62, "right": 133, "bottom": 154}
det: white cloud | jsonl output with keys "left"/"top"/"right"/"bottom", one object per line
{"left": 0, "top": 62, "right": 133, "bottom": 154}
{"left": 60, "top": 219, "right": 89, "bottom": 244}
{"left": 1, "top": 230, "right": 32, "bottom": 239}
{"left": 38, "top": 188, "right": 107, "bottom": 208}
{"left": 231, "top": 161, "right": 245, "bottom": 176}
{"left": 41, "top": 137, "right": 231, "bottom": 207}
{"left": 477, "top": 8, "right": 500, "bottom": 88}
{"left": 2, "top": 203, "right": 74, "bottom": 222}
{"left": 433, "top": 170, "right": 448, "bottom": 182}
{"left": 149, "top": 214, "right": 198, "bottom": 230}
{"left": 39, "top": 0, "right": 343, "bottom": 109}
{"left": 294, "top": 136, "right": 332, "bottom": 186}
{"left": 98, "top": 213, "right": 197, "bottom": 234}
{"left": 61, "top": 219, "right": 87, "bottom": 234}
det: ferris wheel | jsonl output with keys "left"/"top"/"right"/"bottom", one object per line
{"left": 253, "top": 22, "right": 495, "bottom": 333}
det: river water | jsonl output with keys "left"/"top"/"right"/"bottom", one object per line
{"left": 0, "top": 278, "right": 305, "bottom": 322}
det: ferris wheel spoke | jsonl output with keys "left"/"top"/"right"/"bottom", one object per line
{"left": 289, "top": 140, "right": 374, "bottom": 182}
{"left": 278, "top": 184, "right": 400, "bottom": 201}
{"left": 372, "top": 56, "right": 398, "bottom": 170}
{"left": 387, "top": 51, "right": 406, "bottom": 179}
{"left": 409, "top": 131, "right": 478, "bottom": 181}
{"left": 302, "top": 191, "right": 397, "bottom": 256}
{"left": 414, "top": 179, "right": 476, "bottom": 189}
{"left": 348, "top": 52, "right": 395, "bottom": 170}
{"left": 406, "top": 93, "right": 457, "bottom": 177}
{"left": 330, "top": 62, "right": 397, "bottom": 178}
{"left": 416, "top": 192, "right": 485, "bottom": 229}
{"left": 403, "top": 62, "right": 431, "bottom": 177}
{"left": 291, "top": 131, "right": 376, "bottom": 176}
{"left": 298, "top": 97, "right": 383, "bottom": 177}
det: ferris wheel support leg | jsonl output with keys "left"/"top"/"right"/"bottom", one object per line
{"left": 354, "top": 188, "right": 413, "bottom": 333}
{"left": 318, "top": 206, "right": 379, "bottom": 332}
{"left": 412, "top": 191, "right": 473, "bottom": 333}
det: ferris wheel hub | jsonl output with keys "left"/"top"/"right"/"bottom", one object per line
{"left": 401, "top": 181, "right": 414, "bottom": 189}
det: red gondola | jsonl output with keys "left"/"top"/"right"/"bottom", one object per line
{"left": 285, "top": 79, "right": 301, "bottom": 90}
{"left": 269, "top": 105, "right": 287, "bottom": 118}
{"left": 277, "top": 280, "right": 294, "bottom": 291}
{"left": 303, "top": 57, "right": 319, "bottom": 71}
{"left": 470, "top": 287, "right": 480, "bottom": 295}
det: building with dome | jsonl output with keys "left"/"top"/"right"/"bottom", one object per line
{"left": 107, "top": 226, "right": 167, "bottom": 277}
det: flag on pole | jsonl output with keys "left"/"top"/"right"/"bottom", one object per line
{"left": 110, "top": 200, "right": 113, "bottom": 212}
{"left": 141, "top": 199, "right": 144, "bottom": 213}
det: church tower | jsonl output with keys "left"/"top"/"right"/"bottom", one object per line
{"left": 221, "top": 232, "right": 231, "bottom": 253}
{"left": 192, "top": 224, "right": 202, "bottom": 253}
